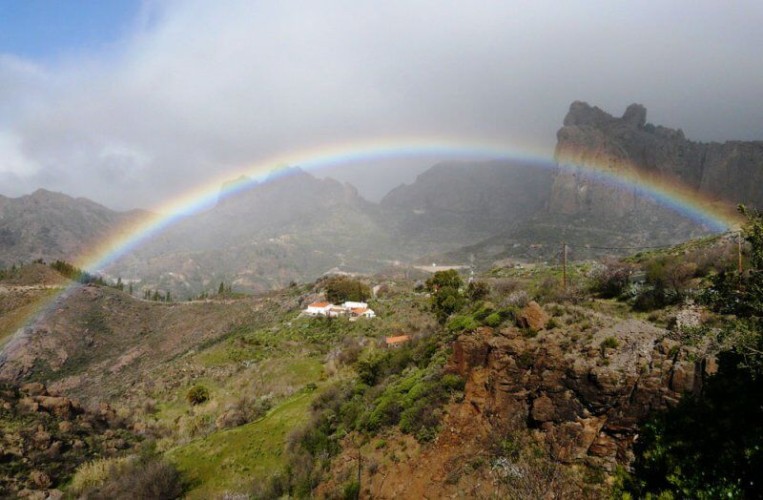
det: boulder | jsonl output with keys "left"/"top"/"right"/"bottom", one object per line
{"left": 516, "top": 301, "right": 548, "bottom": 332}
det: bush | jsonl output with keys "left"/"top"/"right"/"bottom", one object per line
{"left": 629, "top": 351, "right": 763, "bottom": 499}
{"left": 589, "top": 264, "right": 632, "bottom": 298}
{"left": 466, "top": 280, "right": 491, "bottom": 301}
{"left": 70, "top": 457, "right": 131, "bottom": 495}
{"left": 484, "top": 312, "right": 502, "bottom": 327}
{"left": 186, "top": 385, "right": 210, "bottom": 405}
{"left": 600, "top": 336, "right": 619, "bottom": 350}
{"left": 342, "top": 480, "right": 360, "bottom": 500}
{"left": 74, "top": 457, "right": 183, "bottom": 499}
{"left": 431, "top": 286, "right": 465, "bottom": 323}
{"left": 425, "top": 269, "right": 463, "bottom": 291}
{"left": 447, "top": 314, "right": 479, "bottom": 333}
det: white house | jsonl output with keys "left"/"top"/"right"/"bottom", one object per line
{"left": 327, "top": 306, "right": 347, "bottom": 318}
{"left": 305, "top": 301, "right": 332, "bottom": 316}
{"left": 342, "top": 301, "right": 368, "bottom": 309}
{"left": 350, "top": 307, "right": 376, "bottom": 319}
{"left": 304, "top": 300, "right": 376, "bottom": 320}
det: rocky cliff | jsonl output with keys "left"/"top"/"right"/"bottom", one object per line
{"left": 551, "top": 101, "right": 763, "bottom": 218}
{"left": 448, "top": 308, "right": 711, "bottom": 472}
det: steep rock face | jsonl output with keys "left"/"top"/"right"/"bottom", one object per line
{"left": 551, "top": 101, "right": 763, "bottom": 217}
{"left": 448, "top": 318, "right": 706, "bottom": 470}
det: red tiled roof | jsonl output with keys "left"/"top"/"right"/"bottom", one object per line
{"left": 308, "top": 301, "right": 331, "bottom": 308}
{"left": 385, "top": 335, "right": 411, "bottom": 345}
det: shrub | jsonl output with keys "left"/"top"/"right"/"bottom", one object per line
{"left": 73, "top": 457, "right": 183, "bottom": 499}
{"left": 600, "top": 337, "right": 619, "bottom": 350}
{"left": 589, "top": 264, "right": 632, "bottom": 298}
{"left": 466, "top": 280, "right": 491, "bottom": 301}
{"left": 484, "top": 312, "right": 502, "bottom": 327}
{"left": 431, "top": 285, "right": 465, "bottom": 323}
{"left": 342, "top": 481, "right": 360, "bottom": 500}
{"left": 70, "top": 457, "right": 131, "bottom": 495}
{"left": 186, "top": 384, "right": 210, "bottom": 405}
{"left": 447, "top": 314, "right": 479, "bottom": 333}
{"left": 425, "top": 269, "right": 463, "bottom": 291}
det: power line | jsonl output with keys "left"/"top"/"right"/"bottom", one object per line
{"left": 571, "top": 244, "right": 675, "bottom": 250}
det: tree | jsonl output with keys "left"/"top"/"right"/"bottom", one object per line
{"left": 218, "top": 282, "right": 225, "bottom": 295}
{"left": 324, "top": 276, "right": 370, "bottom": 303}
{"left": 425, "top": 269, "right": 463, "bottom": 292}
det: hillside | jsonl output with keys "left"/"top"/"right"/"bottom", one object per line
{"left": 108, "top": 167, "right": 407, "bottom": 296}
{"left": 2, "top": 226, "right": 761, "bottom": 498}
{"left": 0, "top": 189, "right": 145, "bottom": 268}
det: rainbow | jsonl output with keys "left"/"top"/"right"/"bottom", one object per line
{"left": 3, "top": 136, "right": 746, "bottom": 336}
{"left": 76, "top": 137, "right": 741, "bottom": 272}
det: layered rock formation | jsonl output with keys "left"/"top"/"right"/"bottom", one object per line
{"left": 448, "top": 310, "right": 710, "bottom": 471}
{"left": 551, "top": 101, "right": 763, "bottom": 218}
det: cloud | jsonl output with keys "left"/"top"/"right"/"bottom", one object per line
{"left": 1, "top": 0, "right": 761, "bottom": 209}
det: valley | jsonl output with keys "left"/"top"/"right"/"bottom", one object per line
{"left": 1, "top": 102, "right": 762, "bottom": 498}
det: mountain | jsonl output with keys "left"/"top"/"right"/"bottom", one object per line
{"left": 551, "top": 101, "right": 763, "bottom": 216}
{"left": 436, "top": 102, "right": 760, "bottom": 268}
{"left": 0, "top": 189, "right": 145, "bottom": 268}
{"left": 4, "top": 102, "right": 760, "bottom": 295}
{"left": 109, "top": 167, "right": 399, "bottom": 294}
{"left": 379, "top": 160, "right": 553, "bottom": 255}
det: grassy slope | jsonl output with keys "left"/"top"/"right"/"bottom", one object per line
{"left": 169, "top": 390, "right": 314, "bottom": 498}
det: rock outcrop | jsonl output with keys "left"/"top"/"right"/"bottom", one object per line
{"left": 448, "top": 314, "right": 709, "bottom": 471}
{"left": 0, "top": 382, "right": 137, "bottom": 496}
{"left": 551, "top": 101, "right": 763, "bottom": 219}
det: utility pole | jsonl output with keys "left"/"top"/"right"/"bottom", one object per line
{"left": 562, "top": 242, "right": 568, "bottom": 291}
{"left": 738, "top": 231, "right": 744, "bottom": 275}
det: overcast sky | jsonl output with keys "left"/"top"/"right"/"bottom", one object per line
{"left": 1, "top": 0, "right": 761, "bottom": 209}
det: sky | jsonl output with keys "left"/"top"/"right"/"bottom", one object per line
{"left": 0, "top": 0, "right": 761, "bottom": 210}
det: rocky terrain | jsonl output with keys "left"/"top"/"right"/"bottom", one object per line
{"left": 0, "top": 381, "right": 139, "bottom": 497}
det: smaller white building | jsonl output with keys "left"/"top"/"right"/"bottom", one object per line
{"left": 350, "top": 307, "right": 376, "bottom": 318}
{"left": 342, "top": 301, "right": 368, "bottom": 309}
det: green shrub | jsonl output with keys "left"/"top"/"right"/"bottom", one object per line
{"left": 441, "top": 373, "right": 465, "bottom": 392}
{"left": 484, "top": 312, "right": 502, "bottom": 327}
{"left": 447, "top": 314, "right": 479, "bottom": 333}
{"left": 186, "top": 384, "right": 210, "bottom": 405}
{"left": 600, "top": 337, "right": 619, "bottom": 350}
{"left": 342, "top": 480, "right": 360, "bottom": 500}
